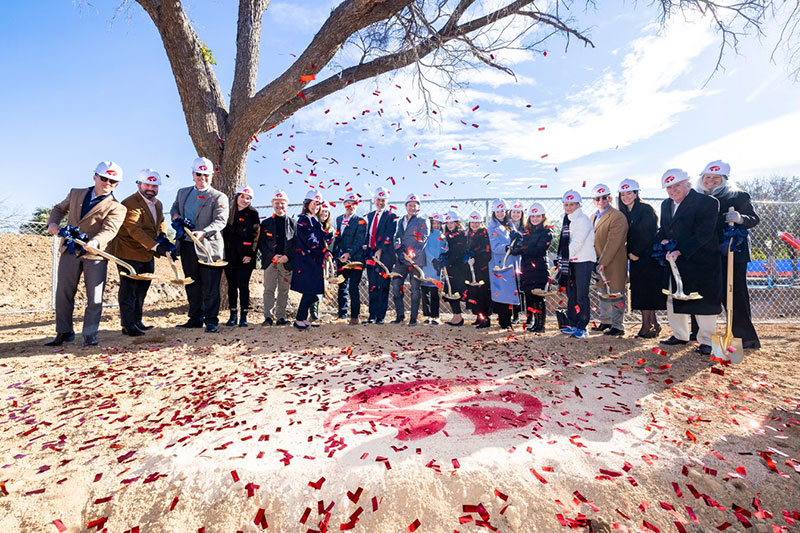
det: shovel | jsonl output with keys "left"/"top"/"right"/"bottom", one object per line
{"left": 404, "top": 253, "right": 443, "bottom": 290}
{"left": 466, "top": 257, "right": 485, "bottom": 287}
{"left": 493, "top": 247, "right": 514, "bottom": 272}
{"left": 326, "top": 257, "right": 345, "bottom": 285}
{"left": 662, "top": 257, "right": 702, "bottom": 300}
{"left": 341, "top": 261, "right": 363, "bottom": 270}
{"left": 440, "top": 266, "right": 461, "bottom": 300}
{"left": 712, "top": 207, "right": 743, "bottom": 363}
{"left": 373, "top": 255, "right": 402, "bottom": 279}
{"left": 185, "top": 231, "right": 228, "bottom": 267}
{"left": 531, "top": 266, "right": 560, "bottom": 297}
{"left": 73, "top": 238, "right": 156, "bottom": 281}
{"left": 166, "top": 253, "right": 194, "bottom": 285}
{"left": 595, "top": 269, "right": 623, "bottom": 300}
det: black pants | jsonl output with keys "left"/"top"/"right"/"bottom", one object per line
{"left": 117, "top": 258, "right": 154, "bottom": 328}
{"left": 296, "top": 293, "right": 317, "bottom": 322}
{"left": 566, "top": 262, "right": 592, "bottom": 330}
{"left": 448, "top": 297, "right": 462, "bottom": 315}
{"left": 337, "top": 268, "right": 363, "bottom": 318}
{"left": 465, "top": 282, "right": 490, "bottom": 320}
{"left": 180, "top": 243, "right": 222, "bottom": 326}
{"left": 421, "top": 285, "right": 440, "bottom": 318}
{"left": 523, "top": 290, "right": 546, "bottom": 323}
{"left": 494, "top": 301, "right": 513, "bottom": 328}
{"left": 224, "top": 266, "right": 254, "bottom": 310}
{"left": 367, "top": 264, "right": 391, "bottom": 320}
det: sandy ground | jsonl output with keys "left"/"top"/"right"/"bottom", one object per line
{"left": 0, "top": 300, "right": 798, "bottom": 533}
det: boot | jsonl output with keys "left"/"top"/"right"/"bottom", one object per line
{"left": 226, "top": 309, "right": 238, "bottom": 327}
{"left": 533, "top": 309, "right": 546, "bottom": 332}
{"left": 239, "top": 309, "right": 249, "bottom": 327}
{"left": 525, "top": 313, "right": 533, "bottom": 329}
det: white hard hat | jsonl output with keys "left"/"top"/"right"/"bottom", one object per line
{"left": 444, "top": 210, "right": 460, "bottom": 223}
{"left": 373, "top": 187, "right": 390, "bottom": 199}
{"left": 343, "top": 192, "right": 359, "bottom": 203}
{"left": 661, "top": 169, "right": 690, "bottom": 188}
{"left": 510, "top": 200, "right": 524, "bottom": 212}
{"left": 562, "top": 190, "right": 581, "bottom": 203}
{"left": 618, "top": 178, "right": 640, "bottom": 193}
{"left": 468, "top": 210, "right": 483, "bottom": 223}
{"left": 405, "top": 193, "right": 420, "bottom": 204}
{"left": 136, "top": 169, "right": 161, "bottom": 186}
{"left": 236, "top": 185, "right": 255, "bottom": 199}
{"left": 192, "top": 157, "right": 214, "bottom": 175}
{"left": 701, "top": 160, "right": 730, "bottom": 177}
{"left": 528, "top": 202, "right": 546, "bottom": 217}
{"left": 492, "top": 198, "right": 508, "bottom": 212}
{"left": 432, "top": 213, "right": 445, "bottom": 223}
{"left": 591, "top": 183, "right": 611, "bottom": 197}
{"left": 305, "top": 189, "right": 323, "bottom": 202}
{"left": 272, "top": 190, "right": 288, "bottom": 202}
{"left": 95, "top": 161, "right": 123, "bottom": 182}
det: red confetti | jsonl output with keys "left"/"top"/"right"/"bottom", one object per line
{"left": 52, "top": 520, "right": 67, "bottom": 532}
{"left": 408, "top": 518, "right": 421, "bottom": 532}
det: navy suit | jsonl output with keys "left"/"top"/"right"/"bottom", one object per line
{"left": 365, "top": 209, "right": 397, "bottom": 321}
{"left": 333, "top": 213, "right": 368, "bottom": 318}
{"left": 392, "top": 214, "right": 429, "bottom": 322}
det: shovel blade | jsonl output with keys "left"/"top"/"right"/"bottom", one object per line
{"left": 728, "top": 337, "right": 744, "bottom": 364}
{"left": 711, "top": 334, "right": 728, "bottom": 360}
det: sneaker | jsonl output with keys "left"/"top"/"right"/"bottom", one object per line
{"left": 571, "top": 328, "right": 588, "bottom": 339}
{"left": 430, "top": 318, "right": 440, "bottom": 325}
{"left": 560, "top": 326, "right": 577, "bottom": 335}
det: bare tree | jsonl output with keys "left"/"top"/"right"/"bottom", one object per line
{"left": 740, "top": 175, "right": 800, "bottom": 202}
{"left": 131, "top": 0, "right": 797, "bottom": 199}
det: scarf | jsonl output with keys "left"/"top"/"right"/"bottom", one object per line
{"left": 558, "top": 214, "right": 571, "bottom": 279}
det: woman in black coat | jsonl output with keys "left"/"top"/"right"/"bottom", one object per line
{"left": 465, "top": 211, "right": 492, "bottom": 328}
{"left": 291, "top": 192, "right": 332, "bottom": 330}
{"left": 223, "top": 186, "right": 260, "bottom": 327}
{"left": 617, "top": 179, "right": 666, "bottom": 338}
{"left": 442, "top": 211, "right": 469, "bottom": 326}
{"left": 512, "top": 202, "right": 553, "bottom": 332}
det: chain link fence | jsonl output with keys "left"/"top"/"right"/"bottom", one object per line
{"left": 1, "top": 199, "right": 799, "bottom": 321}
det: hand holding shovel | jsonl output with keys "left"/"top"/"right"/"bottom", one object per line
{"left": 712, "top": 207, "right": 743, "bottom": 363}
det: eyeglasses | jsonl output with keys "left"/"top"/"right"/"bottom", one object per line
{"left": 96, "top": 174, "right": 119, "bottom": 185}
{"left": 194, "top": 172, "right": 210, "bottom": 178}
{"left": 593, "top": 195, "right": 610, "bottom": 201}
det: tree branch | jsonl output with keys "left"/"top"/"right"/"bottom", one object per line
{"left": 230, "top": 0, "right": 271, "bottom": 123}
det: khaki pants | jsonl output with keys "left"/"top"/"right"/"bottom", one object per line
{"left": 597, "top": 288, "right": 626, "bottom": 329}
{"left": 263, "top": 263, "right": 291, "bottom": 320}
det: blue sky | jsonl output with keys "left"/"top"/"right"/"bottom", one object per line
{"left": 2, "top": 1, "right": 800, "bottom": 217}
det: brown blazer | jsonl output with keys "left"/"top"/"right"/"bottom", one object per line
{"left": 112, "top": 192, "right": 167, "bottom": 262}
{"left": 48, "top": 187, "right": 127, "bottom": 261}
{"left": 591, "top": 206, "right": 628, "bottom": 292}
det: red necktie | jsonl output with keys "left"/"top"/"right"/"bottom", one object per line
{"left": 370, "top": 212, "right": 379, "bottom": 249}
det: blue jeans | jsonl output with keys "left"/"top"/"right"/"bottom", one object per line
{"left": 566, "top": 262, "right": 593, "bottom": 330}
{"left": 337, "top": 268, "right": 363, "bottom": 318}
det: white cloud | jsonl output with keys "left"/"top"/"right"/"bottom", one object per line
{"left": 266, "top": 2, "right": 332, "bottom": 30}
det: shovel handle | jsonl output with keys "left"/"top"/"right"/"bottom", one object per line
{"left": 74, "top": 238, "right": 138, "bottom": 277}
{"left": 185, "top": 230, "right": 215, "bottom": 263}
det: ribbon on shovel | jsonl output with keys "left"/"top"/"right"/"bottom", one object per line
{"left": 652, "top": 239, "right": 677, "bottom": 267}
{"left": 721, "top": 226, "right": 748, "bottom": 255}
{"left": 57, "top": 225, "right": 88, "bottom": 256}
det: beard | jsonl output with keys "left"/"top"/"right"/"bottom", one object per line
{"left": 141, "top": 189, "right": 157, "bottom": 200}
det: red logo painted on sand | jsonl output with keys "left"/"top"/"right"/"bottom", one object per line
{"left": 325, "top": 379, "right": 542, "bottom": 441}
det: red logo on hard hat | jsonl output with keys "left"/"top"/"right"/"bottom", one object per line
{"left": 566, "top": 195, "right": 574, "bottom": 201}
{"left": 597, "top": 188, "right": 605, "bottom": 193}
{"left": 147, "top": 176, "right": 157, "bottom": 182}
{"left": 198, "top": 165, "right": 208, "bottom": 171}
{"left": 106, "top": 169, "right": 117, "bottom": 176}
{"left": 709, "top": 165, "right": 720, "bottom": 172}
{"left": 621, "top": 184, "right": 629, "bottom": 190}
{"left": 665, "top": 176, "right": 675, "bottom": 183}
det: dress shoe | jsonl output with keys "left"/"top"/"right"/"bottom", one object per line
{"left": 375, "top": 319, "right": 385, "bottom": 325}
{"left": 689, "top": 332, "right": 697, "bottom": 341}
{"left": 591, "top": 323, "right": 612, "bottom": 332}
{"left": 695, "top": 344, "right": 712, "bottom": 356}
{"left": 603, "top": 327, "right": 625, "bottom": 337}
{"left": 44, "top": 332, "right": 75, "bottom": 347}
{"left": 293, "top": 321, "right": 309, "bottom": 330}
{"left": 338, "top": 313, "right": 348, "bottom": 320}
{"left": 408, "top": 320, "right": 418, "bottom": 326}
{"left": 262, "top": 317, "right": 274, "bottom": 326}
{"left": 349, "top": 317, "right": 359, "bottom": 325}
{"left": 391, "top": 317, "right": 405, "bottom": 324}
{"left": 205, "top": 324, "right": 218, "bottom": 333}
{"left": 430, "top": 318, "right": 440, "bottom": 325}
{"left": 276, "top": 318, "right": 288, "bottom": 326}
{"left": 742, "top": 340, "right": 761, "bottom": 350}
{"left": 83, "top": 336, "right": 98, "bottom": 347}
{"left": 177, "top": 320, "right": 204, "bottom": 329}
{"left": 135, "top": 322, "right": 154, "bottom": 331}
{"left": 122, "top": 326, "right": 145, "bottom": 337}
{"left": 447, "top": 319, "right": 464, "bottom": 327}
{"left": 660, "top": 336, "right": 688, "bottom": 346}
{"left": 363, "top": 318, "right": 375, "bottom": 324}
{"left": 476, "top": 320, "right": 491, "bottom": 329}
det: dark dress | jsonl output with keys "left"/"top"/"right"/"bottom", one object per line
{"left": 620, "top": 200, "right": 667, "bottom": 311}
{"left": 444, "top": 228, "right": 470, "bottom": 313}
{"left": 466, "top": 227, "right": 492, "bottom": 319}
{"left": 291, "top": 214, "right": 330, "bottom": 296}
{"left": 514, "top": 224, "right": 553, "bottom": 291}
{"left": 222, "top": 207, "right": 260, "bottom": 310}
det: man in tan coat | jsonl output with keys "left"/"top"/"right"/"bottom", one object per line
{"left": 112, "top": 170, "right": 169, "bottom": 337}
{"left": 46, "top": 161, "right": 128, "bottom": 346}
{"left": 590, "top": 183, "right": 629, "bottom": 336}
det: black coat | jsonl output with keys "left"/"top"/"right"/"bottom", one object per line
{"left": 621, "top": 200, "right": 667, "bottom": 311}
{"left": 258, "top": 214, "right": 296, "bottom": 269}
{"left": 223, "top": 207, "right": 260, "bottom": 268}
{"left": 513, "top": 224, "right": 552, "bottom": 291}
{"left": 655, "top": 189, "right": 722, "bottom": 315}
{"left": 291, "top": 214, "right": 331, "bottom": 295}
{"left": 333, "top": 213, "right": 368, "bottom": 264}
{"left": 709, "top": 189, "right": 760, "bottom": 263}
{"left": 365, "top": 210, "right": 397, "bottom": 270}
{"left": 467, "top": 227, "right": 491, "bottom": 284}
{"left": 444, "top": 228, "right": 470, "bottom": 297}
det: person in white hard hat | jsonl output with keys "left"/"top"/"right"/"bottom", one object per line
{"left": 222, "top": 185, "right": 260, "bottom": 328}
{"left": 363, "top": 186, "right": 397, "bottom": 324}
{"left": 45, "top": 161, "right": 128, "bottom": 347}
{"left": 510, "top": 202, "right": 553, "bottom": 332}
{"left": 170, "top": 156, "right": 229, "bottom": 333}
{"left": 112, "top": 169, "right": 170, "bottom": 337}
{"left": 391, "top": 193, "right": 429, "bottom": 325}
{"left": 617, "top": 179, "right": 666, "bottom": 338}
{"left": 442, "top": 210, "right": 469, "bottom": 326}
{"left": 258, "top": 189, "right": 296, "bottom": 326}
{"left": 557, "top": 190, "right": 596, "bottom": 339}
{"left": 694, "top": 160, "right": 761, "bottom": 349}
{"left": 308, "top": 199, "right": 335, "bottom": 324}
{"left": 466, "top": 210, "right": 492, "bottom": 328}
{"left": 333, "top": 192, "right": 367, "bottom": 324}
{"left": 487, "top": 199, "right": 521, "bottom": 330}
{"left": 508, "top": 200, "right": 525, "bottom": 324}
{"left": 420, "top": 213, "right": 448, "bottom": 324}
{"left": 655, "top": 169, "right": 722, "bottom": 356}
{"left": 590, "top": 183, "right": 629, "bottom": 337}
{"left": 290, "top": 190, "right": 332, "bottom": 330}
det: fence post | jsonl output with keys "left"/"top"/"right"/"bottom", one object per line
{"left": 51, "top": 235, "right": 58, "bottom": 310}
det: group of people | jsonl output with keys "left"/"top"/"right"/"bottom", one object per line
{"left": 45, "top": 156, "right": 761, "bottom": 357}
